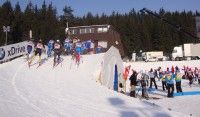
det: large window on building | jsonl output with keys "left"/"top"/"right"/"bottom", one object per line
{"left": 80, "top": 28, "right": 95, "bottom": 34}
{"left": 71, "top": 29, "right": 78, "bottom": 35}
{"left": 97, "top": 27, "right": 108, "bottom": 33}
{"left": 80, "top": 28, "right": 86, "bottom": 34}
{"left": 90, "top": 28, "right": 95, "bottom": 33}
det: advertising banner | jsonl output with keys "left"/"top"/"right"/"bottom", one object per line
{"left": 0, "top": 41, "right": 34, "bottom": 62}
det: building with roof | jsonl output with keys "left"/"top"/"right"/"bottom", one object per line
{"left": 68, "top": 24, "right": 124, "bottom": 56}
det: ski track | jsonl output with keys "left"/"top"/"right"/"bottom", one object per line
{"left": 11, "top": 61, "right": 46, "bottom": 117}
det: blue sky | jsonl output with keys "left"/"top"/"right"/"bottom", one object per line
{"left": 1, "top": 0, "right": 200, "bottom": 16}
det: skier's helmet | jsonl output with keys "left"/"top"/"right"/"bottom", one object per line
{"left": 56, "top": 40, "right": 60, "bottom": 43}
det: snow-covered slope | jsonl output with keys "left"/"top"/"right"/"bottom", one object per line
{"left": 0, "top": 54, "right": 192, "bottom": 117}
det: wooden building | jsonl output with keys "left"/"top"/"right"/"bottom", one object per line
{"left": 68, "top": 24, "right": 124, "bottom": 56}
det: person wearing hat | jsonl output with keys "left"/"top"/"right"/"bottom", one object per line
{"left": 53, "top": 39, "right": 63, "bottom": 66}
{"left": 28, "top": 39, "right": 45, "bottom": 67}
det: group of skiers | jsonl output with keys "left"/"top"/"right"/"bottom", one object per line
{"left": 126, "top": 65, "right": 200, "bottom": 99}
{"left": 27, "top": 37, "right": 95, "bottom": 67}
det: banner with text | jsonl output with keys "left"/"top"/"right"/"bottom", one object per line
{"left": 0, "top": 41, "right": 33, "bottom": 62}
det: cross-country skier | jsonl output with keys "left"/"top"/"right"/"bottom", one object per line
{"left": 75, "top": 39, "right": 82, "bottom": 65}
{"left": 28, "top": 39, "right": 45, "bottom": 66}
{"left": 27, "top": 39, "right": 34, "bottom": 60}
{"left": 64, "top": 38, "right": 72, "bottom": 55}
{"left": 47, "top": 39, "right": 54, "bottom": 57}
{"left": 53, "top": 40, "right": 62, "bottom": 66}
{"left": 86, "top": 40, "right": 91, "bottom": 53}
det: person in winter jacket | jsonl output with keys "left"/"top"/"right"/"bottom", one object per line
{"left": 187, "top": 68, "right": 193, "bottom": 87}
{"left": 171, "top": 66, "right": 175, "bottom": 74}
{"left": 139, "top": 72, "right": 149, "bottom": 99}
{"left": 129, "top": 70, "right": 137, "bottom": 97}
{"left": 28, "top": 39, "right": 45, "bottom": 66}
{"left": 27, "top": 39, "right": 34, "bottom": 60}
{"left": 124, "top": 65, "right": 131, "bottom": 81}
{"left": 198, "top": 69, "right": 200, "bottom": 84}
{"left": 165, "top": 72, "right": 175, "bottom": 97}
{"left": 122, "top": 65, "right": 131, "bottom": 93}
{"left": 175, "top": 66, "right": 179, "bottom": 72}
{"left": 194, "top": 67, "right": 199, "bottom": 81}
{"left": 158, "top": 67, "right": 163, "bottom": 81}
{"left": 53, "top": 40, "right": 62, "bottom": 66}
{"left": 161, "top": 72, "right": 167, "bottom": 91}
{"left": 175, "top": 70, "right": 183, "bottom": 93}
{"left": 47, "top": 39, "right": 54, "bottom": 57}
{"left": 64, "top": 38, "right": 71, "bottom": 55}
{"left": 75, "top": 40, "right": 82, "bottom": 65}
{"left": 148, "top": 68, "right": 158, "bottom": 89}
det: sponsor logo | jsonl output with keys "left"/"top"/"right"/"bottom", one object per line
{"left": 7, "top": 46, "right": 26, "bottom": 57}
{"left": 0, "top": 48, "right": 5, "bottom": 60}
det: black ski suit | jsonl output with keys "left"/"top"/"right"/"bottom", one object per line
{"left": 129, "top": 71, "right": 137, "bottom": 97}
{"left": 53, "top": 42, "right": 62, "bottom": 63}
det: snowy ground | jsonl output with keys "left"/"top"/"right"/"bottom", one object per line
{"left": 126, "top": 60, "right": 200, "bottom": 117}
{"left": 0, "top": 53, "right": 199, "bottom": 117}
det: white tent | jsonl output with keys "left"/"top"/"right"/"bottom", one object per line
{"left": 100, "top": 46, "right": 123, "bottom": 91}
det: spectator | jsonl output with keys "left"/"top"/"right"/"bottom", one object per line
{"left": 165, "top": 72, "right": 175, "bottom": 97}
{"left": 161, "top": 72, "right": 167, "bottom": 91}
{"left": 129, "top": 70, "right": 137, "bottom": 97}
{"left": 187, "top": 68, "right": 194, "bottom": 87}
{"left": 148, "top": 68, "right": 158, "bottom": 89}
{"left": 175, "top": 70, "right": 183, "bottom": 93}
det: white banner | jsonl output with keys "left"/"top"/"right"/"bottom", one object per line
{"left": 196, "top": 17, "right": 200, "bottom": 39}
{"left": 0, "top": 41, "right": 34, "bottom": 62}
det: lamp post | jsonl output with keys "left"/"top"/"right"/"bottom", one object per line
{"left": 65, "top": 22, "right": 69, "bottom": 35}
{"left": 3, "top": 26, "right": 10, "bottom": 45}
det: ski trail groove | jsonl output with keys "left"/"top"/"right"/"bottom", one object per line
{"left": 11, "top": 62, "right": 45, "bottom": 117}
